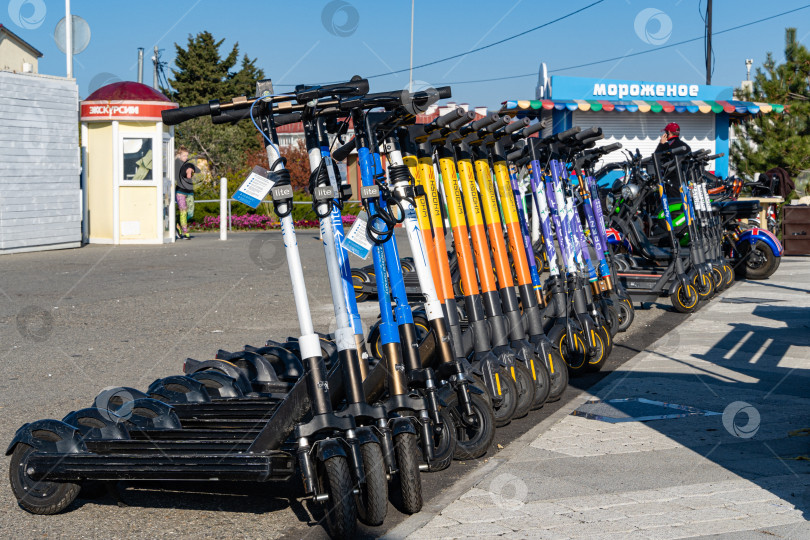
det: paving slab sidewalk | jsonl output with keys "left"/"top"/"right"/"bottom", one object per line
{"left": 390, "top": 257, "right": 810, "bottom": 540}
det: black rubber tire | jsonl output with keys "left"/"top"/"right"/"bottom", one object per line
{"left": 585, "top": 326, "right": 609, "bottom": 372}
{"left": 545, "top": 348, "right": 568, "bottom": 401}
{"left": 492, "top": 367, "right": 518, "bottom": 427}
{"left": 319, "top": 455, "right": 357, "bottom": 540}
{"left": 355, "top": 442, "right": 388, "bottom": 526}
{"left": 722, "top": 264, "right": 735, "bottom": 289}
{"left": 392, "top": 432, "right": 423, "bottom": 514}
{"left": 425, "top": 406, "right": 456, "bottom": 472}
{"left": 743, "top": 240, "right": 779, "bottom": 280}
{"left": 509, "top": 360, "right": 535, "bottom": 420}
{"left": 604, "top": 304, "right": 620, "bottom": 337}
{"left": 693, "top": 272, "right": 715, "bottom": 300}
{"left": 9, "top": 443, "right": 81, "bottom": 515}
{"left": 447, "top": 391, "right": 496, "bottom": 461}
{"left": 528, "top": 354, "right": 551, "bottom": 409}
{"left": 554, "top": 329, "right": 589, "bottom": 374}
{"left": 711, "top": 266, "right": 725, "bottom": 291}
{"left": 352, "top": 270, "right": 369, "bottom": 302}
{"left": 670, "top": 282, "right": 699, "bottom": 313}
{"left": 617, "top": 297, "right": 635, "bottom": 332}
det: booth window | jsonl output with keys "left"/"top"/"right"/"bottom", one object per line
{"left": 123, "top": 138, "right": 153, "bottom": 180}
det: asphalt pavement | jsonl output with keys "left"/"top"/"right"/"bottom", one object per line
{"left": 0, "top": 231, "right": 686, "bottom": 538}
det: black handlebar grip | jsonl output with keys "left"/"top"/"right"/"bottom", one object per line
{"left": 507, "top": 147, "right": 526, "bottom": 162}
{"left": 600, "top": 142, "right": 622, "bottom": 154}
{"left": 296, "top": 75, "right": 369, "bottom": 102}
{"left": 704, "top": 153, "right": 723, "bottom": 161}
{"left": 274, "top": 112, "right": 304, "bottom": 127}
{"left": 575, "top": 126, "right": 601, "bottom": 141}
{"left": 470, "top": 113, "right": 499, "bottom": 132}
{"left": 579, "top": 134, "right": 604, "bottom": 147}
{"left": 504, "top": 117, "right": 530, "bottom": 135}
{"left": 331, "top": 138, "right": 357, "bottom": 162}
{"left": 516, "top": 121, "right": 544, "bottom": 139}
{"left": 161, "top": 102, "right": 213, "bottom": 126}
{"left": 485, "top": 115, "right": 512, "bottom": 133}
{"left": 211, "top": 107, "right": 251, "bottom": 125}
{"left": 436, "top": 86, "right": 452, "bottom": 99}
{"left": 447, "top": 111, "right": 475, "bottom": 131}
{"left": 670, "top": 146, "right": 689, "bottom": 155}
{"left": 556, "top": 126, "right": 581, "bottom": 142}
{"left": 433, "top": 108, "right": 465, "bottom": 128}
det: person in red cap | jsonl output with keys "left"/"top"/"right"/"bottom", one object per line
{"left": 655, "top": 122, "right": 691, "bottom": 197}
{"left": 655, "top": 122, "right": 691, "bottom": 154}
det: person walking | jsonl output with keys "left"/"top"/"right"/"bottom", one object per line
{"left": 174, "top": 146, "right": 197, "bottom": 240}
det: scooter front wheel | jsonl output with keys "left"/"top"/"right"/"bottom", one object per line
{"left": 424, "top": 405, "right": 456, "bottom": 472}
{"left": 617, "top": 298, "right": 635, "bottom": 332}
{"left": 711, "top": 266, "right": 725, "bottom": 291}
{"left": 355, "top": 442, "right": 388, "bottom": 526}
{"left": 722, "top": 264, "right": 735, "bottom": 288}
{"left": 392, "top": 432, "right": 423, "bottom": 514}
{"left": 509, "top": 361, "right": 535, "bottom": 420}
{"left": 555, "top": 329, "right": 588, "bottom": 374}
{"left": 693, "top": 272, "right": 715, "bottom": 300}
{"left": 670, "top": 282, "right": 699, "bottom": 313}
{"left": 585, "top": 326, "right": 609, "bottom": 372}
{"left": 546, "top": 348, "right": 568, "bottom": 401}
{"left": 492, "top": 368, "right": 518, "bottom": 427}
{"left": 319, "top": 455, "right": 358, "bottom": 540}
{"left": 447, "top": 391, "right": 496, "bottom": 461}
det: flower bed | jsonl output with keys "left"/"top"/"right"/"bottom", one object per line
{"left": 192, "top": 214, "right": 357, "bottom": 231}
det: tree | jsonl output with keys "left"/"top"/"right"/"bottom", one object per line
{"left": 731, "top": 28, "right": 810, "bottom": 179}
{"left": 165, "top": 31, "right": 265, "bottom": 178}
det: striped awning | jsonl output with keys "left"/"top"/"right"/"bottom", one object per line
{"left": 501, "top": 99, "right": 784, "bottom": 115}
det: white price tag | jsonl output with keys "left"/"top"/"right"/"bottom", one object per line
{"left": 342, "top": 211, "right": 373, "bottom": 260}
{"left": 233, "top": 166, "right": 276, "bottom": 208}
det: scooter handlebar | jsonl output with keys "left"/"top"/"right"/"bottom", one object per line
{"left": 433, "top": 108, "right": 465, "bottom": 129}
{"left": 575, "top": 126, "right": 602, "bottom": 141}
{"left": 470, "top": 112, "right": 500, "bottom": 132}
{"left": 515, "top": 120, "right": 544, "bottom": 140}
{"left": 504, "top": 117, "right": 530, "bottom": 135}
{"left": 295, "top": 75, "right": 369, "bottom": 103}
{"left": 556, "top": 126, "right": 581, "bottom": 142}
{"left": 447, "top": 111, "right": 476, "bottom": 131}
{"left": 600, "top": 142, "right": 622, "bottom": 154}
{"left": 507, "top": 147, "right": 526, "bottom": 162}
{"left": 162, "top": 101, "right": 214, "bottom": 126}
{"left": 331, "top": 138, "right": 357, "bottom": 162}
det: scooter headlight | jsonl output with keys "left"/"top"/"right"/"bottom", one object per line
{"left": 621, "top": 183, "right": 640, "bottom": 200}
{"left": 606, "top": 192, "right": 616, "bottom": 213}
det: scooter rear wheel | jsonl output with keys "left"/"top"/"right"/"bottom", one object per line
{"left": 9, "top": 443, "right": 81, "bottom": 515}
{"left": 617, "top": 298, "right": 635, "bottom": 332}
{"left": 492, "top": 368, "right": 518, "bottom": 427}
{"left": 670, "top": 282, "right": 699, "bottom": 313}
{"left": 392, "top": 432, "right": 423, "bottom": 514}
{"left": 319, "top": 455, "right": 357, "bottom": 540}
{"left": 355, "top": 442, "right": 388, "bottom": 526}
{"left": 449, "top": 391, "right": 496, "bottom": 461}
{"left": 555, "top": 329, "right": 589, "bottom": 374}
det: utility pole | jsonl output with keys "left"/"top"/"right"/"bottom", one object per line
{"left": 137, "top": 48, "right": 144, "bottom": 84}
{"left": 65, "top": 0, "right": 73, "bottom": 78}
{"left": 705, "top": 0, "right": 712, "bottom": 85}
{"left": 153, "top": 46, "right": 159, "bottom": 89}
{"left": 409, "top": 0, "right": 415, "bottom": 92}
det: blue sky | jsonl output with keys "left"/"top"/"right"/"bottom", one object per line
{"left": 6, "top": 0, "right": 810, "bottom": 107}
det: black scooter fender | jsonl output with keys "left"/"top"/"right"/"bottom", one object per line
{"left": 389, "top": 416, "right": 418, "bottom": 437}
{"left": 315, "top": 437, "right": 349, "bottom": 462}
{"left": 6, "top": 419, "right": 86, "bottom": 455}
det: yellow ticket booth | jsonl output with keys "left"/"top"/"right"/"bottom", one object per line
{"left": 80, "top": 82, "right": 178, "bottom": 244}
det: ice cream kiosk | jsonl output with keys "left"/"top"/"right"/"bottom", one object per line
{"left": 80, "top": 82, "right": 178, "bottom": 244}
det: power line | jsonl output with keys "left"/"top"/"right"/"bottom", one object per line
{"left": 364, "top": 0, "right": 605, "bottom": 79}
{"left": 443, "top": 3, "right": 810, "bottom": 86}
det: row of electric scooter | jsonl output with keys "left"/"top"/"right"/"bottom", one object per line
{"left": 8, "top": 76, "right": 725, "bottom": 538}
